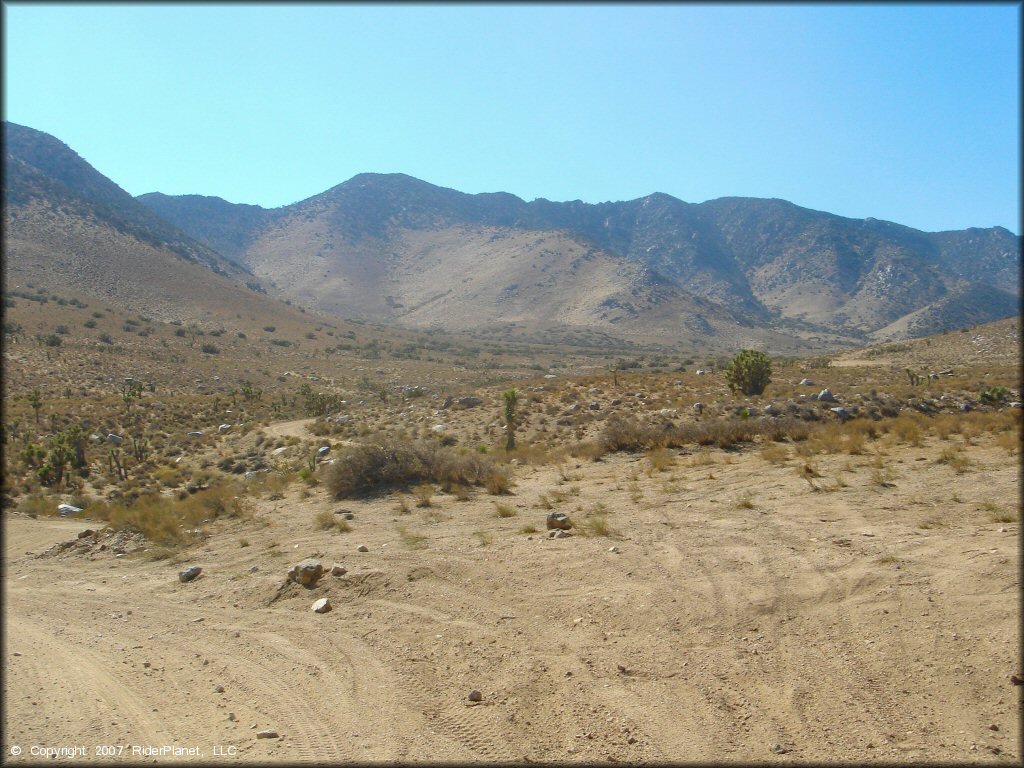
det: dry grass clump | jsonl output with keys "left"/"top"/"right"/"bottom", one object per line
{"left": 493, "top": 502, "right": 517, "bottom": 518}
{"left": 484, "top": 468, "right": 514, "bottom": 495}
{"left": 645, "top": 447, "right": 675, "bottom": 475}
{"left": 936, "top": 446, "right": 973, "bottom": 473}
{"left": 413, "top": 483, "right": 435, "bottom": 507}
{"left": 325, "top": 438, "right": 504, "bottom": 498}
{"left": 314, "top": 510, "right": 352, "bottom": 532}
{"left": 599, "top": 415, "right": 814, "bottom": 456}
{"left": 89, "top": 482, "right": 246, "bottom": 545}
{"left": 760, "top": 444, "right": 790, "bottom": 464}
{"left": 885, "top": 414, "right": 924, "bottom": 446}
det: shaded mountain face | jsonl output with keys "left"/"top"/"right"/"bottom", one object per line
{"left": 140, "top": 172, "right": 1020, "bottom": 342}
{"left": 3, "top": 122, "right": 244, "bottom": 279}
{"left": 1, "top": 122, "right": 297, "bottom": 325}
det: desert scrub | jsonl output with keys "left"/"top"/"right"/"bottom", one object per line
{"left": 413, "top": 483, "right": 435, "bottom": 507}
{"left": 493, "top": 502, "right": 516, "bottom": 518}
{"left": 326, "top": 438, "right": 502, "bottom": 498}
{"left": 395, "top": 524, "right": 428, "bottom": 549}
{"left": 760, "top": 444, "right": 790, "bottom": 464}
{"left": 645, "top": 447, "right": 675, "bottom": 475}
{"left": 90, "top": 481, "right": 245, "bottom": 545}
{"left": 936, "top": 446, "right": 972, "bottom": 473}
{"left": 580, "top": 510, "right": 616, "bottom": 537}
{"left": 484, "top": 467, "right": 514, "bottom": 495}
{"left": 735, "top": 491, "right": 755, "bottom": 509}
{"left": 315, "top": 510, "right": 351, "bottom": 532}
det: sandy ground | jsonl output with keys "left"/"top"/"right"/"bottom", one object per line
{"left": 3, "top": 433, "right": 1020, "bottom": 763}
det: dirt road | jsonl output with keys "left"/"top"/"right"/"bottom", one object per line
{"left": 3, "top": 436, "right": 1019, "bottom": 762}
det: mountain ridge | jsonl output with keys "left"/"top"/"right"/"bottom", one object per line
{"left": 3, "top": 121, "right": 1018, "bottom": 351}
{"left": 138, "top": 171, "right": 1020, "bottom": 342}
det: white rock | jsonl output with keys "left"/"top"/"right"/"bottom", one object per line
{"left": 311, "top": 598, "right": 332, "bottom": 614}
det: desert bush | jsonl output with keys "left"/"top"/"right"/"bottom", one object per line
{"left": 17, "top": 493, "right": 57, "bottom": 518}
{"left": 760, "top": 445, "right": 790, "bottom": 464}
{"left": 581, "top": 511, "right": 616, "bottom": 537}
{"left": 724, "top": 350, "right": 772, "bottom": 396}
{"left": 413, "top": 483, "right": 435, "bottom": 507}
{"left": 980, "top": 386, "right": 1010, "bottom": 404}
{"left": 887, "top": 414, "right": 924, "bottom": 446}
{"left": 484, "top": 467, "right": 513, "bottom": 495}
{"left": 493, "top": 502, "right": 516, "bottom": 518}
{"left": 326, "top": 438, "right": 502, "bottom": 498}
{"left": 91, "top": 481, "right": 244, "bottom": 545}
{"left": 645, "top": 447, "right": 675, "bottom": 474}
{"left": 315, "top": 510, "right": 351, "bottom": 532}
{"left": 200, "top": 343, "right": 220, "bottom": 355}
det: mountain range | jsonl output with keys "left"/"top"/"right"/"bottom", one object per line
{"left": 4, "top": 121, "right": 1019, "bottom": 352}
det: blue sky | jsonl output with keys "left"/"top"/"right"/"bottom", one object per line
{"left": 3, "top": 3, "right": 1020, "bottom": 233}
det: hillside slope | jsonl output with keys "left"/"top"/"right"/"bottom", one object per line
{"left": 140, "top": 173, "right": 1020, "bottom": 341}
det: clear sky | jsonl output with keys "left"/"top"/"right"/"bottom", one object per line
{"left": 3, "top": 2, "right": 1020, "bottom": 233}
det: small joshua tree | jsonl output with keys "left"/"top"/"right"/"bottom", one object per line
{"left": 724, "top": 350, "right": 772, "bottom": 397}
{"left": 28, "top": 388, "right": 43, "bottom": 424}
{"left": 503, "top": 387, "right": 519, "bottom": 451}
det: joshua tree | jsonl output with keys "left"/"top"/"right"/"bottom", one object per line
{"left": 503, "top": 387, "right": 520, "bottom": 451}
{"left": 27, "top": 388, "right": 42, "bottom": 424}
{"left": 121, "top": 378, "right": 143, "bottom": 415}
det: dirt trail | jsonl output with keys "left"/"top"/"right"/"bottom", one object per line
{"left": 260, "top": 418, "right": 317, "bottom": 441}
{"left": 3, "top": 436, "right": 1019, "bottom": 763}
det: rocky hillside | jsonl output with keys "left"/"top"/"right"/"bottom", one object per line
{"left": 3, "top": 122, "right": 323, "bottom": 330}
{"left": 4, "top": 122, "right": 245, "bottom": 280}
{"left": 140, "top": 173, "right": 1019, "bottom": 342}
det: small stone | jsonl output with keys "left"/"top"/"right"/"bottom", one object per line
{"left": 617, "top": 664, "right": 628, "bottom": 674}
{"left": 178, "top": 566, "right": 202, "bottom": 583}
{"left": 608, "top": 546, "right": 620, "bottom": 554}
{"left": 215, "top": 685, "right": 225, "bottom": 693}
{"left": 627, "top": 736, "right": 637, "bottom": 744}
{"left": 546, "top": 512, "right": 572, "bottom": 530}
{"left": 771, "top": 744, "right": 789, "bottom": 754}
{"left": 357, "top": 544, "right": 369, "bottom": 552}
{"left": 256, "top": 730, "right": 278, "bottom": 739}
{"left": 312, "top": 598, "right": 332, "bottom": 614}
{"left": 554, "top": 530, "right": 572, "bottom": 539}
{"left": 331, "top": 564, "right": 348, "bottom": 576}
{"left": 142, "top": 661, "right": 151, "bottom": 668}
{"left": 228, "top": 712, "right": 236, "bottom": 722}
{"left": 287, "top": 559, "right": 324, "bottom": 586}
{"left": 988, "top": 724, "right": 999, "bottom": 731}
{"left": 77, "top": 529, "right": 96, "bottom": 539}
{"left": 468, "top": 690, "right": 483, "bottom": 702}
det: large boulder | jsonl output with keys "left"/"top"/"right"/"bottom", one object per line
{"left": 288, "top": 559, "right": 324, "bottom": 587}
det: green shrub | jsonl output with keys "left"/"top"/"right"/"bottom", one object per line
{"left": 724, "top": 350, "right": 772, "bottom": 396}
{"left": 980, "top": 386, "right": 1010, "bottom": 404}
